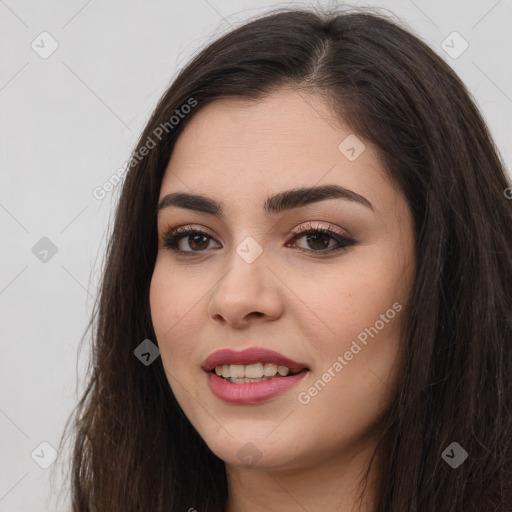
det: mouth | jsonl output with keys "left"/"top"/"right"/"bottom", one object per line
{"left": 205, "top": 362, "right": 310, "bottom": 404}
{"left": 209, "top": 363, "right": 309, "bottom": 383}
{"left": 202, "top": 347, "right": 310, "bottom": 384}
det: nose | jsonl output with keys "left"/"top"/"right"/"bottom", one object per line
{"left": 207, "top": 248, "right": 284, "bottom": 329}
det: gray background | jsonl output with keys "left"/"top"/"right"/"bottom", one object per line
{"left": 1, "top": 0, "right": 511, "bottom": 510}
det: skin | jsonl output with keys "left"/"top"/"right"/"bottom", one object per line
{"left": 149, "top": 88, "right": 416, "bottom": 512}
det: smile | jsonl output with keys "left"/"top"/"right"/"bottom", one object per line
{"left": 206, "top": 368, "right": 309, "bottom": 404}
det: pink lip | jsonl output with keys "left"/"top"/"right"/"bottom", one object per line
{"left": 202, "top": 347, "right": 310, "bottom": 405}
{"left": 202, "top": 347, "right": 309, "bottom": 372}
{"left": 206, "top": 370, "right": 309, "bottom": 404}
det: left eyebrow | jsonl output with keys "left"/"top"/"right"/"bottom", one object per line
{"left": 157, "top": 184, "right": 374, "bottom": 216}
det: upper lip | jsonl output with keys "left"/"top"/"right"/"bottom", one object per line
{"left": 202, "top": 347, "right": 309, "bottom": 372}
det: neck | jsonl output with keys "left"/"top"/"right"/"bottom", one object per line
{"left": 224, "top": 437, "right": 381, "bottom": 512}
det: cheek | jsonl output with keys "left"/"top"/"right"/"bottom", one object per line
{"left": 338, "top": 238, "right": 413, "bottom": 337}
{"left": 293, "top": 243, "right": 411, "bottom": 406}
{"left": 149, "top": 265, "right": 197, "bottom": 374}
{"left": 296, "top": 258, "right": 407, "bottom": 349}
{"left": 149, "top": 261, "right": 201, "bottom": 338}
{"left": 293, "top": 275, "right": 404, "bottom": 442}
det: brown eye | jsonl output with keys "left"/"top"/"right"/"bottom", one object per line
{"left": 161, "top": 223, "right": 355, "bottom": 256}
{"left": 288, "top": 228, "right": 353, "bottom": 254}
{"left": 302, "top": 232, "right": 335, "bottom": 251}
{"left": 162, "top": 227, "right": 220, "bottom": 253}
{"left": 287, "top": 222, "right": 355, "bottom": 255}
{"left": 183, "top": 234, "right": 210, "bottom": 251}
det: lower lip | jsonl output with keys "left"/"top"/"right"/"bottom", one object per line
{"left": 205, "top": 370, "right": 309, "bottom": 404}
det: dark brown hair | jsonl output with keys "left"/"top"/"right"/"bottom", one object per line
{"left": 56, "top": 5, "right": 512, "bottom": 511}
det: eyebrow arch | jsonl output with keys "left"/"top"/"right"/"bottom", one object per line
{"left": 157, "top": 184, "right": 374, "bottom": 216}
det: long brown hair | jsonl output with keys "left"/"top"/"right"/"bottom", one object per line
{"left": 57, "top": 5, "right": 512, "bottom": 511}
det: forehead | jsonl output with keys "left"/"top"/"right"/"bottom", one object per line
{"left": 159, "top": 89, "right": 392, "bottom": 214}
{"left": 168, "top": 90, "right": 352, "bottom": 166}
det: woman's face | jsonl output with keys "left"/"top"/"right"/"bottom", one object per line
{"left": 149, "top": 89, "right": 416, "bottom": 471}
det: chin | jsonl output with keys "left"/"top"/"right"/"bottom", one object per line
{"left": 200, "top": 429, "right": 304, "bottom": 470}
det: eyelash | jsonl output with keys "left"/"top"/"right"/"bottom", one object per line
{"left": 160, "top": 221, "right": 356, "bottom": 256}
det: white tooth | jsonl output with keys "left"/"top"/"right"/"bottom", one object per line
{"left": 221, "top": 364, "right": 231, "bottom": 378}
{"left": 277, "top": 365, "right": 289, "bottom": 376}
{"left": 230, "top": 364, "right": 245, "bottom": 378}
{"left": 245, "top": 363, "right": 264, "bottom": 378}
{"left": 229, "top": 376, "right": 272, "bottom": 383}
{"left": 215, "top": 366, "right": 222, "bottom": 376}
{"left": 263, "top": 363, "right": 278, "bottom": 377}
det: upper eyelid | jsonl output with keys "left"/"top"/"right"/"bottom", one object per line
{"left": 160, "top": 223, "right": 354, "bottom": 251}
{"left": 161, "top": 222, "right": 350, "bottom": 239}
{"left": 165, "top": 224, "right": 217, "bottom": 238}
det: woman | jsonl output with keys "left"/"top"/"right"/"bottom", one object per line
{"left": 59, "top": 5, "right": 512, "bottom": 511}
